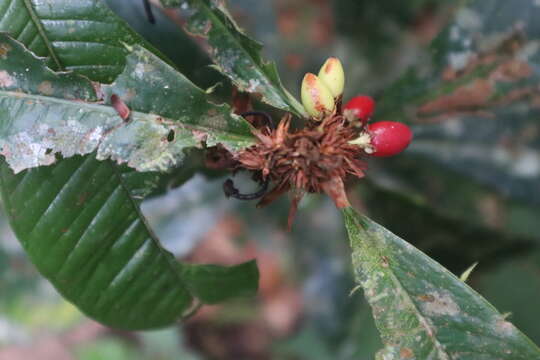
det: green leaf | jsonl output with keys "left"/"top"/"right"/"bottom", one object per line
{"left": 182, "top": 261, "right": 259, "bottom": 304}
{"left": 377, "top": 0, "right": 540, "bottom": 206}
{"left": 0, "top": 0, "right": 194, "bottom": 195}
{"left": 0, "top": 1, "right": 258, "bottom": 329}
{"left": 160, "top": 0, "right": 307, "bottom": 117}
{"left": 0, "top": 0, "right": 171, "bottom": 83}
{"left": 0, "top": 34, "right": 254, "bottom": 173}
{"left": 104, "top": 0, "right": 223, "bottom": 93}
{"left": 0, "top": 155, "right": 193, "bottom": 329}
{"left": 343, "top": 207, "right": 540, "bottom": 360}
{"left": 378, "top": 0, "right": 540, "bottom": 121}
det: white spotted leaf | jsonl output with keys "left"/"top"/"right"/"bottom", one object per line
{"left": 160, "top": 0, "right": 307, "bottom": 117}
{"left": 343, "top": 207, "right": 540, "bottom": 360}
{"left": 0, "top": 0, "right": 258, "bottom": 330}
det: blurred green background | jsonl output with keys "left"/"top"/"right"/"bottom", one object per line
{"left": 1, "top": 0, "right": 540, "bottom": 359}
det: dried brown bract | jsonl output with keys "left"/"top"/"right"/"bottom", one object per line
{"left": 235, "top": 113, "right": 368, "bottom": 228}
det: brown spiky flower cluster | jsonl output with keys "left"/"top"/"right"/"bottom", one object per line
{"left": 235, "top": 113, "right": 368, "bottom": 228}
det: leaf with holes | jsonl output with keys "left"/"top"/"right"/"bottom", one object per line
{"left": 0, "top": 156, "right": 194, "bottom": 329}
{"left": 160, "top": 0, "right": 307, "bottom": 117}
{"left": 0, "top": 34, "right": 254, "bottom": 173}
{"left": 0, "top": 2, "right": 258, "bottom": 330}
{"left": 343, "top": 207, "right": 540, "bottom": 360}
{"left": 0, "top": 0, "right": 182, "bottom": 194}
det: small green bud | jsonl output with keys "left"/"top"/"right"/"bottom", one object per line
{"left": 318, "top": 57, "right": 345, "bottom": 98}
{"left": 301, "top": 73, "right": 335, "bottom": 119}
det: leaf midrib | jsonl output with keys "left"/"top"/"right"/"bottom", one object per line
{"left": 3, "top": 8, "right": 194, "bottom": 311}
{"left": 381, "top": 260, "right": 450, "bottom": 359}
{"left": 350, "top": 212, "right": 451, "bottom": 359}
{"left": 0, "top": 90, "right": 255, "bottom": 143}
{"left": 22, "top": 0, "right": 62, "bottom": 69}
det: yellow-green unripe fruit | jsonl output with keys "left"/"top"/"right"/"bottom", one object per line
{"left": 318, "top": 57, "right": 345, "bottom": 98}
{"left": 301, "top": 73, "right": 335, "bottom": 119}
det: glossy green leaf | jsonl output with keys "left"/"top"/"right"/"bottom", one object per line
{"left": 0, "top": 34, "right": 254, "bottom": 173}
{"left": 0, "top": 1, "right": 258, "bottom": 330}
{"left": 343, "top": 207, "right": 540, "bottom": 360}
{"left": 0, "top": 0, "right": 172, "bottom": 83}
{"left": 182, "top": 261, "right": 259, "bottom": 304}
{"left": 160, "top": 0, "right": 307, "bottom": 117}
{"left": 0, "top": 155, "right": 193, "bottom": 329}
{"left": 104, "top": 0, "right": 225, "bottom": 93}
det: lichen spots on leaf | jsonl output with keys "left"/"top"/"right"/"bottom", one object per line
{"left": 123, "top": 88, "right": 137, "bottom": 102}
{"left": 419, "top": 291, "right": 460, "bottom": 317}
{"left": 192, "top": 129, "right": 208, "bottom": 143}
{"left": 37, "top": 81, "right": 54, "bottom": 96}
{"left": 494, "top": 318, "right": 517, "bottom": 337}
{"left": 399, "top": 347, "right": 414, "bottom": 359}
{"left": 0, "top": 42, "right": 11, "bottom": 59}
{"left": 214, "top": 48, "right": 241, "bottom": 75}
{"left": 0, "top": 71, "right": 14, "bottom": 87}
{"left": 421, "top": 58, "right": 534, "bottom": 117}
{"left": 421, "top": 30, "right": 537, "bottom": 120}
{"left": 134, "top": 62, "right": 155, "bottom": 80}
{"left": 247, "top": 79, "right": 261, "bottom": 93}
{"left": 418, "top": 294, "right": 435, "bottom": 302}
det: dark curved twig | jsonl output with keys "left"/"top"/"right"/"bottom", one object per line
{"left": 240, "top": 111, "right": 275, "bottom": 129}
{"left": 223, "top": 178, "right": 269, "bottom": 200}
{"left": 143, "top": 0, "right": 156, "bottom": 24}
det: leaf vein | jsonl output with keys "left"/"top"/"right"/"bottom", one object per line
{"left": 21, "top": 0, "right": 62, "bottom": 70}
{"left": 52, "top": 180, "right": 122, "bottom": 276}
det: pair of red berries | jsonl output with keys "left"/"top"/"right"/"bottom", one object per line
{"left": 343, "top": 95, "right": 412, "bottom": 157}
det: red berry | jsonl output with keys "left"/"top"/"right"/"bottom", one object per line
{"left": 368, "top": 121, "right": 413, "bottom": 157}
{"left": 343, "top": 95, "right": 375, "bottom": 122}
